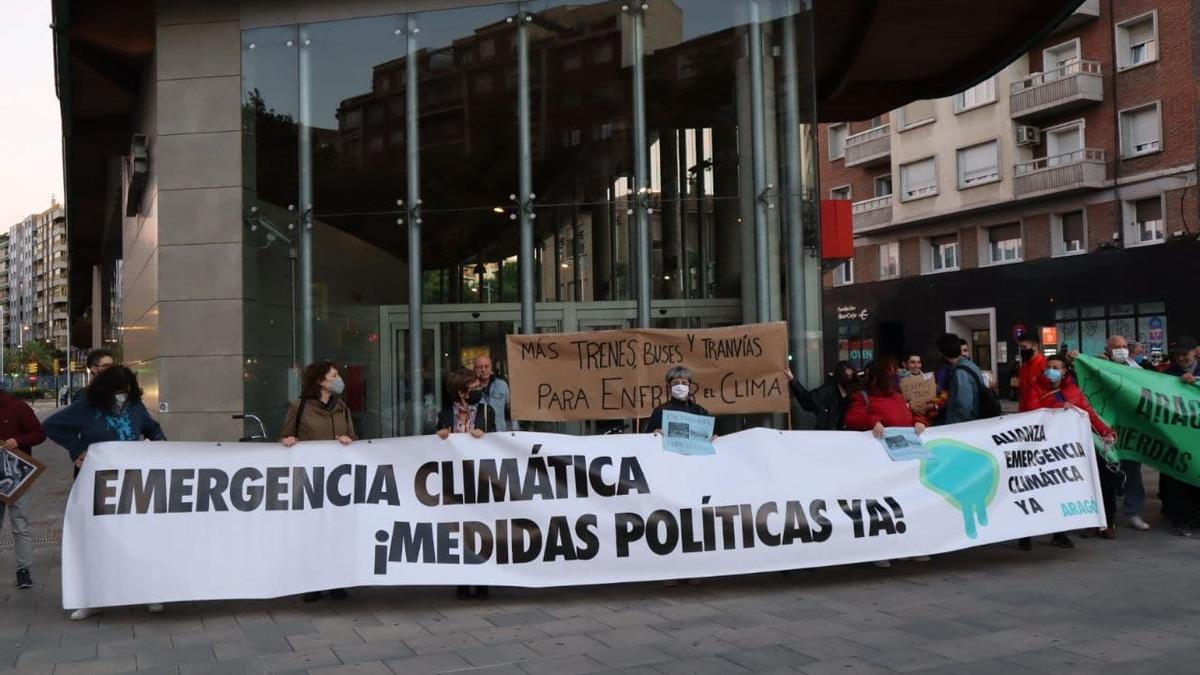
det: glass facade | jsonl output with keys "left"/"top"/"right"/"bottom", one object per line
{"left": 241, "top": 0, "right": 821, "bottom": 438}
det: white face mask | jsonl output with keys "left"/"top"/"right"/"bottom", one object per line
{"left": 670, "top": 383, "right": 691, "bottom": 401}
{"left": 1111, "top": 348, "right": 1130, "bottom": 363}
{"left": 327, "top": 376, "right": 346, "bottom": 395}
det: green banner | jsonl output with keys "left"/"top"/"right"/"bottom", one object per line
{"left": 1074, "top": 355, "right": 1200, "bottom": 486}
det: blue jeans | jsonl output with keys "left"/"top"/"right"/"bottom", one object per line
{"left": 1120, "top": 459, "right": 1145, "bottom": 517}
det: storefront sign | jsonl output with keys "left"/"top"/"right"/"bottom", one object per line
{"left": 506, "top": 323, "right": 790, "bottom": 421}
{"left": 837, "top": 305, "right": 870, "bottom": 321}
{"left": 1074, "top": 355, "right": 1200, "bottom": 486}
{"left": 62, "top": 410, "right": 1102, "bottom": 608}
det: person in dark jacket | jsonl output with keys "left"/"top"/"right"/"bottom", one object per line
{"left": 279, "top": 361, "right": 357, "bottom": 603}
{"left": 1162, "top": 338, "right": 1200, "bottom": 536}
{"left": 43, "top": 365, "right": 167, "bottom": 620}
{"left": 436, "top": 369, "right": 494, "bottom": 600}
{"left": 787, "top": 362, "right": 857, "bottom": 431}
{"left": 0, "top": 389, "right": 47, "bottom": 591}
{"left": 643, "top": 366, "right": 710, "bottom": 434}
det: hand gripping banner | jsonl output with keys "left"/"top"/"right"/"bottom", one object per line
{"left": 63, "top": 409, "right": 1103, "bottom": 609}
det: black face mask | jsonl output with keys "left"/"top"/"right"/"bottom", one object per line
{"left": 1020, "top": 348, "right": 1035, "bottom": 361}
{"left": 467, "top": 390, "right": 483, "bottom": 405}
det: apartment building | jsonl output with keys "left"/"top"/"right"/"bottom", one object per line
{"left": 6, "top": 200, "right": 70, "bottom": 353}
{"left": 820, "top": 0, "right": 1198, "bottom": 392}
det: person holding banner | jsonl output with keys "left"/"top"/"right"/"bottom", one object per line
{"left": 1099, "top": 335, "right": 1152, "bottom": 532}
{"left": 843, "top": 358, "right": 927, "bottom": 438}
{"left": 1161, "top": 339, "right": 1199, "bottom": 537}
{"left": 1027, "top": 354, "right": 1120, "bottom": 542}
{"left": 644, "top": 366, "right": 710, "bottom": 435}
{"left": 436, "top": 369, "right": 494, "bottom": 600}
{"left": 279, "top": 361, "right": 357, "bottom": 602}
{"left": 787, "top": 362, "right": 857, "bottom": 431}
{"left": 44, "top": 365, "right": 168, "bottom": 620}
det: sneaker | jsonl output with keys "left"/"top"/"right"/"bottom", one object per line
{"left": 1018, "top": 538, "right": 1032, "bottom": 551}
{"left": 146, "top": 603, "right": 164, "bottom": 613}
{"left": 872, "top": 560, "right": 892, "bottom": 568}
{"left": 1052, "top": 533, "right": 1075, "bottom": 549}
{"left": 1175, "top": 526, "right": 1192, "bottom": 538}
{"left": 1098, "top": 527, "right": 1116, "bottom": 539}
{"left": 69, "top": 608, "right": 101, "bottom": 621}
{"left": 1128, "top": 515, "right": 1151, "bottom": 530}
{"left": 15, "top": 568, "right": 32, "bottom": 590}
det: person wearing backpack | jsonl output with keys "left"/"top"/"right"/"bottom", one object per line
{"left": 934, "top": 333, "right": 1000, "bottom": 424}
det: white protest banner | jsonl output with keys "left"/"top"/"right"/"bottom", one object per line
{"left": 63, "top": 409, "right": 1104, "bottom": 609}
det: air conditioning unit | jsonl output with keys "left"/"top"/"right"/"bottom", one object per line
{"left": 1016, "top": 125, "right": 1041, "bottom": 146}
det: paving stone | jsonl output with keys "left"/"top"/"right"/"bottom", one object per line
{"left": 796, "top": 656, "right": 897, "bottom": 675}
{"left": 583, "top": 645, "right": 674, "bottom": 669}
{"left": 522, "top": 635, "right": 607, "bottom": 658}
{"left": 49, "top": 655, "right": 138, "bottom": 675}
{"left": 469, "top": 625, "right": 550, "bottom": 646}
{"left": 516, "top": 653, "right": 605, "bottom": 675}
{"left": 401, "top": 631, "right": 484, "bottom": 655}
{"left": 654, "top": 655, "right": 751, "bottom": 675}
{"left": 307, "top": 661, "right": 393, "bottom": 675}
{"left": 456, "top": 641, "right": 539, "bottom": 667}
{"left": 134, "top": 645, "right": 217, "bottom": 669}
{"left": 331, "top": 640, "right": 415, "bottom": 664}
{"left": 717, "top": 645, "right": 815, "bottom": 671}
{"left": 382, "top": 651, "right": 472, "bottom": 674}
{"left": 250, "top": 648, "right": 341, "bottom": 673}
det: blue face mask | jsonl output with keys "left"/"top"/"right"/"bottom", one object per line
{"left": 1045, "top": 368, "right": 1063, "bottom": 385}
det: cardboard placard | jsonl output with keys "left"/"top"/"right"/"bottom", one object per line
{"left": 0, "top": 448, "right": 46, "bottom": 504}
{"left": 900, "top": 373, "right": 937, "bottom": 404}
{"left": 506, "top": 322, "right": 790, "bottom": 421}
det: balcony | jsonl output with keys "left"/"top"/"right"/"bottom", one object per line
{"left": 851, "top": 195, "right": 892, "bottom": 232}
{"left": 1053, "top": 0, "right": 1099, "bottom": 34}
{"left": 844, "top": 124, "right": 891, "bottom": 168}
{"left": 1014, "top": 148, "right": 1106, "bottom": 199}
{"left": 1010, "top": 61, "right": 1103, "bottom": 121}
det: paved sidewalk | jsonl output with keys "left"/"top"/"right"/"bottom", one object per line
{"left": 2, "top": 428, "right": 1199, "bottom": 674}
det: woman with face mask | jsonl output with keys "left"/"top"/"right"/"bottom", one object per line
{"left": 280, "top": 361, "right": 357, "bottom": 449}
{"left": 280, "top": 361, "right": 357, "bottom": 602}
{"left": 44, "top": 365, "right": 168, "bottom": 620}
{"left": 1019, "top": 354, "right": 1119, "bottom": 547}
{"left": 643, "top": 366, "right": 710, "bottom": 435}
{"left": 435, "top": 369, "right": 494, "bottom": 599}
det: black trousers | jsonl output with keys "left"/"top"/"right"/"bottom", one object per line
{"left": 1160, "top": 474, "right": 1198, "bottom": 527}
{"left": 1095, "top": 454, "right": 1122, "bottom": 529}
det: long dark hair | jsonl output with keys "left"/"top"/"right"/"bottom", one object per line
{"left": 445, "top": 369, "right": 478, "bottom": 402}
{"left": 300, "top": 361, "right": 336, "bottom": 400}
{"left": 87, "top": 365, "right": 144, "bottom": 411}
{"left": 863, "top": 357, "right": 900, "bottom": 395}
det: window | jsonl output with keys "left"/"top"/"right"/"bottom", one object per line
{"left": 829, "top": 185, "right": 851, "bottom": 200}
{"left": 874, "top": 174, "right": 892, "bottom": 197}
{"left": 929, "top": 235, "right": 958, "bottom": 272}
{"left": 1119, "top": 103, "right": 1162, "bottom": 157}
{"left": 1125, "top": 196, "right": 1164, "bottom": 245}
{"left": 957, "top": 141, "right": 1000, "bottom": 188}
{"left": 900, "top": 157, "right": 937, "bottom": 200}
{"left": 1045, "top": 122, "right": 1084, "bottom": 163}
{"left": 1053, "top": 210, "right": 1086, "bottom": 256}
{"left": 1043, "top": 39, "right": 1080, "bottom": 79}
{"left": 834, "top": 259, "right": 854, "bottom": 286}
{"left": 868, "top": 115, "right": 885, "bottom": 128}
{"left": 954, "top": 77, "right": 997, "bottom": 112}
{"left": 828, "top": 124, "right": 847, "bottom": 160}
{"left": 986, "top": 223, "right": 1023, "bottom": 264}
{"left": 898, "top": 100, "right": 935, "bottom": 129}
{"left": 1116, "top": 12, "right": 1158, "bottom": 70}
{"left": 878, "top": 242, "right": 899, "bottom": 279}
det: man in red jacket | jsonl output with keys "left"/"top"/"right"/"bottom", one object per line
{"left": 0, "top": 389, "right": 47, "bottom": 590}
{"left": 1017, "top": 335, "right": 1047, "bottom": 412}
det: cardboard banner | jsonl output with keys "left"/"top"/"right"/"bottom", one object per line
{"left": 62, "top": 410, "right": 1103, "bottom": 608}
{"left": 506, "top": 322, "right": 790, "bottom": 421}
{"left": 1074, "top": 355, "right": 1200, "bottom": 486}
{"left": 900, "top": 374, "right": 937, "bottom": 404}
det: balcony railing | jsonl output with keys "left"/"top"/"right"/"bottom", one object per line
{"left": 851, "top": 195, "right": 892, "bottom": 232}
{"left": 1014, "top": 148, "right": 1106, "bottom": 199}
{"left": 1010, "top": 61, "right": 1103, "bottom": 121}
{"left": 844, "top": 124, "right": 891, "bottom": 167}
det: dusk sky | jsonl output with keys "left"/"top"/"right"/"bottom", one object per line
{"left": 0, "top": 3, "right": 63, "bottom": 230}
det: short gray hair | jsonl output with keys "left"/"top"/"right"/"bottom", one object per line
{"left": 665, "top": 366, "right": 694, "bottom": 383}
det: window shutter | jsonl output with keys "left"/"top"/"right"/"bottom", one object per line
{"left": 1061, "top": 212, "right": 1084, "bottom": 242}
{"left": 1127, "top": 18, "right": 1154, "bottom": 45}
{"left": 902, "top": 100, "right": 935, "bottom": 125}
{"left": 989, "top": 223, "right": 1021, "bottom": 243}
{"left": 959, "top": 143, "right": 998, "bottom": 183}
{"left": 1135, "top": 197, "right": 1162, "bottom": 223}
{"left": 903, "top": 159, "right": 936, "bottom": 195}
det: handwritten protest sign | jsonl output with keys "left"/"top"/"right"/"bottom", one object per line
{"left": 900, "top": 374, "right": 937, "bottom": 404}
{"left": 506, "top": 322, "right": 790, "bottom": 421}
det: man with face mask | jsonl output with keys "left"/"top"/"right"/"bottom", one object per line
{"left": 644, "top": 366, "right": 710, "bottom": 434}
{"left": 1100, "top": 335, "right": 1150, "bottom": 530}
{"left": 1017, "top": 335, "right": 1047, "bottom": 413}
